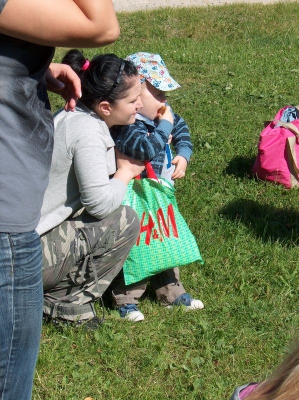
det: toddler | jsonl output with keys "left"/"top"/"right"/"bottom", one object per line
{"left": 111, "top": 52, "right": 204, "bottom": 321}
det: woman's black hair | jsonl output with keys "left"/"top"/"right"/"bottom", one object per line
{"left": 61, "top": 49, "right": 139, "bottom": 109}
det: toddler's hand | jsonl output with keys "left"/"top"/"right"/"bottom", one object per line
{"left": 171, "top": 156, "right": 188, "bottom": 179}
{"left": 158, "top": 105, "right": 173, "bottom": 125}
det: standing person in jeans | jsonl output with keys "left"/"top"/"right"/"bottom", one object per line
{"left": 0, "top": 1, "right": 120, "bottom": 399}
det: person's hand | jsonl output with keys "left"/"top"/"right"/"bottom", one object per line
{"left": 171, "top": 156, "right": 188, "bottom": 179}
{"left": 46, "top": 63, "right": 81, "bottom": 111}
{"left": 157, "top": 105, "right": 174, "bottom": 125}
{"left": 114, "top": 149, "right": 145, "bottom": 183}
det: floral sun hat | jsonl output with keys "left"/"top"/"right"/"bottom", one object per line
{"left": 126, "top": 52, "right": 181, "bottom": 91}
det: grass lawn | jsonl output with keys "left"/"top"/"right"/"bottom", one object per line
{"left": 37, "top": 2, "right": 299, "bottom": 399}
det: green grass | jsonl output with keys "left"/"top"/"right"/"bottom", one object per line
{"left": 38, "top": 2, "right": 299, "bottom": 399}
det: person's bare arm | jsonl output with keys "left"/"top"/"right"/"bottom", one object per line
{"left": 0, "top": 0, "right": 120, "bottom": 47}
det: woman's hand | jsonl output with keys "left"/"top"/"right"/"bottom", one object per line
{"left": 114, "top": 149, "right": 145, "bottom": 184}
{"left": 46, "top": 63, "right": 81, "bottom": 111}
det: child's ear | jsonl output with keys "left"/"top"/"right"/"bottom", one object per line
{"left": 97, "top": 101, "right": 112, "bottom": 116}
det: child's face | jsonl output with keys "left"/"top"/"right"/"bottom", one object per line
{"left": 138, "top": 80, "right": 167, "bottom": 120}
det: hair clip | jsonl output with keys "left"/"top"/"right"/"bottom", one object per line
{"left": 81, "top": 59, "right": 90, "bottom": 71}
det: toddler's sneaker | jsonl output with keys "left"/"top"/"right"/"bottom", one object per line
{"left": 118, "top": 304, "right": 145, "bottom": 322}
{"left": 167, "top": 293, "right": 204, "bottom": 310}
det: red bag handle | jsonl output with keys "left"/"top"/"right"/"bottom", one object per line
{"left": 144, "top": 161, "right": 158, "bottom": 180}
{"left": 135, "top": 161, "right": 158, "bottom": 181}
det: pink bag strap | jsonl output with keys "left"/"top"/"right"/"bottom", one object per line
{"left": 274, "top": 120, "right": 299, "bottom": 139}
{"left": 275, "top": 119, "right": 299, "bottom": 176}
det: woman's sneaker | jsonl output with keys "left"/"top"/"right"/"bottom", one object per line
{"left": 118, "top": 304, "right": 145, "bottom": 321}
{"left": 167, "top": 293, "right": 204, "bottom": 310}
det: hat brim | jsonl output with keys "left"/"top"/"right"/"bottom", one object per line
{"left": 144, "top": 77, "right": 181, "bottom": 91}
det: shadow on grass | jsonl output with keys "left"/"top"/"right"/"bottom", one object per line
{"left": 219, "top": 198, "right": 299, "bottom": 246}
{"left": 224, "top": 155, "right": 257, "bottom": 179}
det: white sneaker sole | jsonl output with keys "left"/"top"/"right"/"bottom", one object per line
{"left": 188, "top": 299, "right": 204, "bottom": 310}
{"left": 166, "top": 299, "right": 204, "bottom": 310}
{"left": 124, "top": 310, "right": 145, "bottom": 322}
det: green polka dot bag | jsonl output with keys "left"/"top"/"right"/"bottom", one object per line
{"left": 122, "top": 162, "right": 204, "bottom": 285}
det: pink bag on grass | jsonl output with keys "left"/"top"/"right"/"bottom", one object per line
{"left": 252, "top": 106, "right": 299, "bottom": 189}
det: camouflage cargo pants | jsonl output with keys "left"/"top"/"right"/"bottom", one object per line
{"left": 41, "top": 205, "right": 140, "bottom": 321}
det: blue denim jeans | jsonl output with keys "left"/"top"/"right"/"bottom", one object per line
{"left": 0, "top": 231, "right": 43, "bottom": 400}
